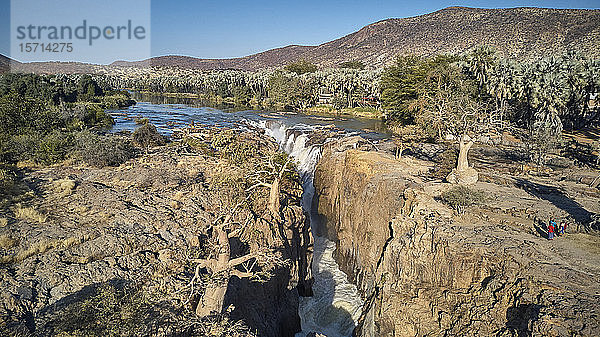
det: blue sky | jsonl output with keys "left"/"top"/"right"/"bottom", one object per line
{"left": 1, "top": 0, "right": 599, "bottom": 63}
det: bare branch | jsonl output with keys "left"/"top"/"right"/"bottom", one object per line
{"left": 228, "top": 251, "right": 261, "bottom": 268}
{"left": 245, "top": 181, "right": 272, "bottom": 192}
{"left": 230, "top": 269, "right": 254, "bottom": 279}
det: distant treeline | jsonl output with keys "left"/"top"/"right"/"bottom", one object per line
{"left": 96, "top": 61, "right": 382, "bottom": 111}
{"left": 96, "top": 49, "right": 600, "bottom": 132}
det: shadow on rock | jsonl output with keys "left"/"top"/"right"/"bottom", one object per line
{"left": 225, "top": 265, "right": 301, "bottom": 337}
{"left": 515, "top": 178, "right": 592, "bottom": 224}
{"left": 505, "top": 303, "right": 542, "bottom": 337}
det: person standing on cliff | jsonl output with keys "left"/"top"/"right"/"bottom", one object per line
{"left": 558, "top": 221, "right": 565, "bottom": 236}
{"left": 548, "top": 218, "right": 556, "bottom": 240}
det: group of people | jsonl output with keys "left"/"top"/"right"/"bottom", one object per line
{"left": 547, "top": 218, "right": 568, "bottom": 240}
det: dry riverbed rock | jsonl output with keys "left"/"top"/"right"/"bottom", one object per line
{"left": 314, "top": 136, "right": 600, "bottom": 337}
{"left": 0, "top": 133, "right": 312, "bottom": 337}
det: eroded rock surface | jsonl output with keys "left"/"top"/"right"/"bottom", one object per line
{"left": 0, "top": 135, "right": 313, "bottom": 337}
{"left": 314, "top": 137, "right": 600, "bottom": 336}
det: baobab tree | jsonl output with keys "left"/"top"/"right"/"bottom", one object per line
{"left": 190, "top": 151, "right": 298, "bottom": 317}
{"left": 412, "top": 58, "right": 492, "bottom": 184}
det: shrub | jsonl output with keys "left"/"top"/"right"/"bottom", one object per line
{"left": 0, "top": 94, "right": 64, "bottom": 135}
{"left": 35, "top": 130, "right": 73, "bottom": 165}
{"left": 63, "top": 104, "right": 114, "bottom": 131}
{"left": 339, "top": 60, "right": 365, "bottom": 70}
{"left": 2, "top": 130, "right": 74, "bottom": 165}
{"left": 46, "top": 282, "right": 257, "bottom": 337}
{"left": 284, "top": 60, "right": 317, "bottom": 75}
{"left": 132, "top": 123, "right": 166, "bottom": 149}
{"left": 134, "top": 117, "right": 149, "bottom": 125}
{"left": 48, "top": 283, "right": 152, "bottom": 337}
{"left": 0, "top": 234, "right": 18, "bottom": 250}
{"left": 441, "top": 185, "right": 486, "bottom": 214}
{"left": 183, "top": 137, "right": 214, "bottom": 156}
{"left": 211, "top": 130, "right": 236, "bottom": 149}
{"left": 4, "top": 133, "right": 41, "bottom": 163}
{"left": 211, "top": 130, "right": 258, "bottom": 165}
{"left": 75, "top": 131, "right": 135, "bottom": 167}
{"left": 0, "top": 165, "right": 17, "bottom": 197}
{"left": 13, "top": 204, "right": 47, "bottom": 223}
{"left": 98, "top": 94, "right": 136, "bottom": 109}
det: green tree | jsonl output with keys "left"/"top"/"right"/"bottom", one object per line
{"left": 284, "top": 60, "right": 317, "bottom": 75}
{"left": 267, "top": 71, "right": 314, "bottom": 110}
{"left": 77, "top": 74, "right": 103, "bottom": 101}
{"left": 463, "top": 46, "right": 497, "bottom": 96}
{"left": 340, "top": 60, "right": 365, "bottom": 70}
{"left": 380, "top": 55, "right": 426, "bottom": 123}
{"left": 409, "top": 58, "right": 493, "bottom": 184}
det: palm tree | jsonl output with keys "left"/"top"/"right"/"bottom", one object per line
{"left": 465, "top": 46, "right": 497, "bottom": 96}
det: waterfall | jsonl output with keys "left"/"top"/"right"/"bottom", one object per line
{"left": 260, "top": 121, "right": 364, "bottom": 337}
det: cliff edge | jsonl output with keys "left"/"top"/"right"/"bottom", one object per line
{"left": 314, "top": 137, "right": 600, "bottom": 336}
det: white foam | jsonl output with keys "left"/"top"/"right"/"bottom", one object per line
{"left": 261, "top": 121, "right": 363, "bottom": 337}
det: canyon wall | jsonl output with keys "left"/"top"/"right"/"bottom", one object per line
{"left": 313, "top": 137, "right": 600, "bottom": 336}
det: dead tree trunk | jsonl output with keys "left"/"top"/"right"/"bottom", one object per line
{"left": 195, "top": 223, "right": 231, "bottom": 317}
{"left": 268, "top": 176, "right": 281, "bottom": 218}
{"left": 194, "top": 212, "right": 272, "bottom": 317}
{"left": 247, "top": 156, "right": 291, "bottom": 220}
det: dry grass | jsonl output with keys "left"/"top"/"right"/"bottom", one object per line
{"left": 172, "top": 191, "right": 185, "bottom": 201}
{"left": 74, "top": 205, "right": 89, "bottom": 214}
{"left": 75, "top": 252, "right": 105, "bottom": 264}
{"left": 0, "top": 218, "right": 7, "bottom": 227}
{"left": 568, "top": 233, "right": 600, "bottom": 255}
{"left": 0, "top": 234, "right": 18, "bottom": 249}
{"left": 52, "top": 178, "right": 76, "bottom": 197}
{"left": 0, "top": 235, "right": 90, "bottom": 264}
{"left": 13, "top": 204, "right": 47, "bottom": 223}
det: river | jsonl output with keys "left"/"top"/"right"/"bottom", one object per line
{"left": 108, "top": 96, "right": 390, "bottom": 337}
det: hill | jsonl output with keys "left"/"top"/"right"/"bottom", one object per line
{"left": 0, "top": 55, "right": 18, "bottom": 73}
{"left": 7, "top": 6, "right": 600, "bottom": 72}
{"left": 114, "top": 7, "right": 600, "bottom": 70}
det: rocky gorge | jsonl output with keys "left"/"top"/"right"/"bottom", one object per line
{"left": 1, "top": 117, "right": 600, "bottom": 337}
{"left": 313, "top": 136, "right": 600, "bottom": 336}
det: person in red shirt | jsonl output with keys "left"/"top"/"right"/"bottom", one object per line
{"left": 548, "top": 219, "right": 556, "bottom": 240}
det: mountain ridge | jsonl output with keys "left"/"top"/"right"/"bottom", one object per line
{"left": 6, "top": 6, "right": 600, "bottom": 73}
{"left": 109, "top": 6, "right": 600, "bottom": 70}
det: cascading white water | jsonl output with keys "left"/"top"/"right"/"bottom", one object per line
{"left": 260, "top": 121, "right": 364, "bottom": 337}
{"left": 109, "top": 101, "right": 388, "bottom": 336}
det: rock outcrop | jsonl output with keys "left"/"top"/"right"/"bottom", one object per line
{"left": 314, "top": 137, "right": 600, "bottom": 336}
{"left": 0, "top": 135, "right": 313, "bottom": 336}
